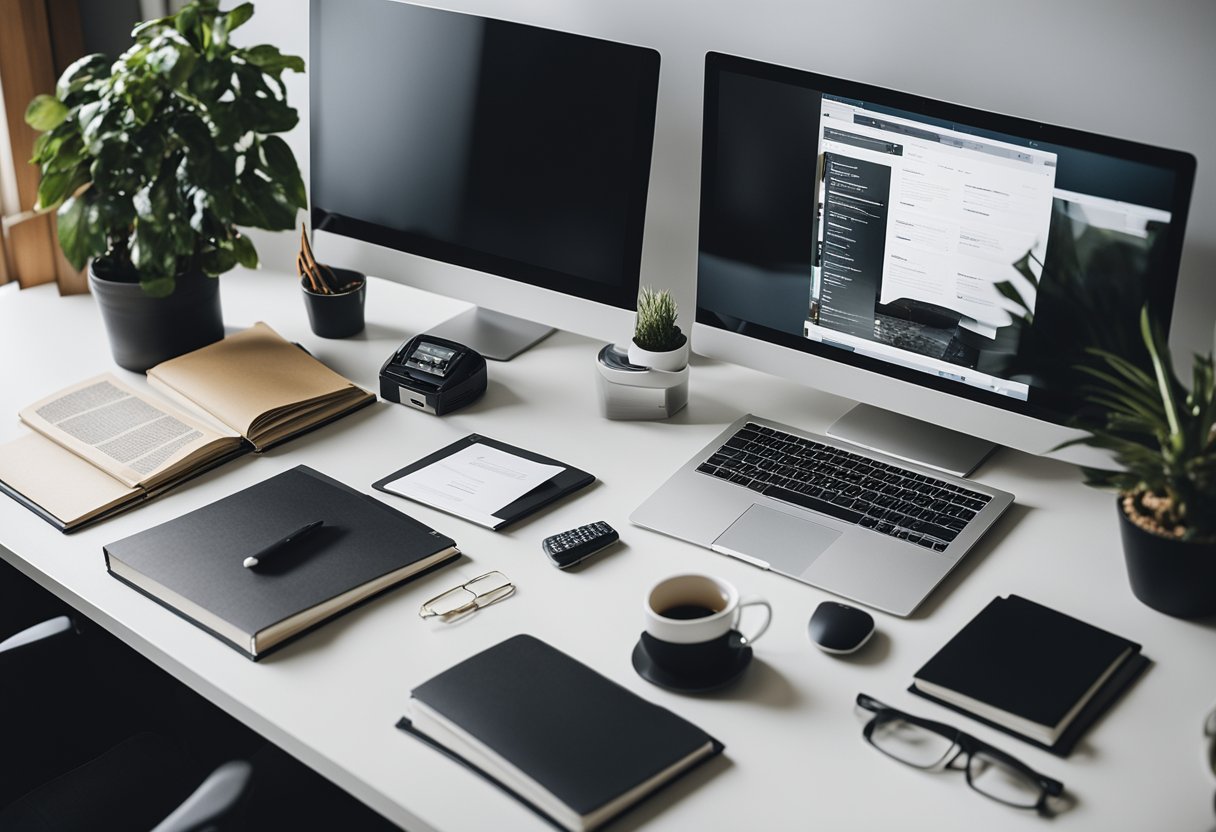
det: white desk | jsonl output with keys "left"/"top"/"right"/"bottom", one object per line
{"left": 1, "top": 272, "right": 1213, "bottom": 831}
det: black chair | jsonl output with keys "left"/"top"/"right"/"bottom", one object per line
{"left": 0, "top": 617, "right": 253, "bottom": 831}
{"left": 0, "top": 615, "right": 403, "bottom": 831}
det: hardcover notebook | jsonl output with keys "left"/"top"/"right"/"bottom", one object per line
{"left": 911, "top": 594, "right": 1148, "bottom": 755}
{"left": 0, "top": 323, "right": 374, "bottom": 532}
{"left": 104, "top": 466, "right": 459, "bottom": 660}
{"left": 398, "top": 634, "right": 724, "bottom": 831}
{"left": 374, "top": 434, "right": 595, "bottom": 530}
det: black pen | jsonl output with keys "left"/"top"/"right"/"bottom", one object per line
{"left": 243, "top": 520, "right": 324, "bottom": 569}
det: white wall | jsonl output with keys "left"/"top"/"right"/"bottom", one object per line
{"left": 239, "top": 0, "right": 1216, "bottom": 358}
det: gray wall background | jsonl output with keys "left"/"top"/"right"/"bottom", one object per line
{"left": 228, "top": 0, "right": 1214, "bottom": 359}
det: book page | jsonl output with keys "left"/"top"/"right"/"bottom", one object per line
{"left": 145, "top": 322, "right": 372, "bottom": 448}
{"left": 18, "top": 374, "right": 241, "bottom": 489}
{"left": 0, "top": 433, "right": 139, "bottom": 528}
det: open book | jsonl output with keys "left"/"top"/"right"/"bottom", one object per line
{"left": 0, "top": 323, "right": 374, "bottom": 532}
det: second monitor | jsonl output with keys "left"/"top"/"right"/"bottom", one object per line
{"left": 695, "top": 52, "right": 1196, "bottom": 473}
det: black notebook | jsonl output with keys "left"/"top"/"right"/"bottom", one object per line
{"left": 911, "top": 595, "right": 1147, "bottom": 755}
{"left": 397, "top": 635, "right": 724, "bottom": 832}
{"left": 374, "top": 434, "right": 595, "bottom": 530}
{"left": 104, "top": 465, "right": 459, "bottom": 660}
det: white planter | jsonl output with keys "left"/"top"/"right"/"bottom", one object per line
{"left": 628, "top": 336, "right": 689, "bottom": 371}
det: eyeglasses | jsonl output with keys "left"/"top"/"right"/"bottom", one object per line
{"left": 419, "top": 571, "right": 515, "bottom": 621}
{"left": 855, "top": 693, "right": 1064, "bottom": 811}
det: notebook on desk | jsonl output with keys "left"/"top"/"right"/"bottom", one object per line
{"left": 104, "top": 466, "right": 459, "bottom": 660}
{"left": 630, "top": 413, "right": 1014, "bottom": 617}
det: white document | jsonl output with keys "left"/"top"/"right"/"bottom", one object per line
{"left": 382, "top": 443, "right": 565, "bottom": 528}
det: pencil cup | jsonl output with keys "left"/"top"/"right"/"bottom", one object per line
{"left": 301, "top": 269, "right": 366, "bottom": 338}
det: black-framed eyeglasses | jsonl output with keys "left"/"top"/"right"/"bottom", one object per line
{"left": 856, "top": 693, "right": 1064, "bottom": 812}
{"left": 418, "top": 571, "right": 515, "bottom": 621}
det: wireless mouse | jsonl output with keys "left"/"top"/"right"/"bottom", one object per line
{"left": 808, "top": 601, "right": 875, "bottom": 655}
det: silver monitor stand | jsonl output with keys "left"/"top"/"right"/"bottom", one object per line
{"left": 426, "top": 307, "right": 555, "bottom": 362}
{"left": 827, "top": 403, "right": 998, "bottom": 477}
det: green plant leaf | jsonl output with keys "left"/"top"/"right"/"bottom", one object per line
{"left": 240, "top": 44, "right": 305, "bottom": 77}
{"left": 231, "top": 233, "right": 258, "bottom": 268}
{"left": 258, "top": 136, "right": 306, "bottom": 209}
{"left": 1140, "top": 308, "right": 1183, "bottom": 443}
{"left": 224, "top": 3, "right": 255, "bottom": 33}
{"left": 1076, "top": 364, "right": 1161, "bottom": 414}
{"left": 199, "top": 244, "right": 237, "bottom": 276}
{"left": 175, "top": 4, "right": 201, "bottom": 46}
{"left": 35, "top": 165, "right": 88, "bottom": 211}
{"left": 25, "top": 95, "right": 68, "bottom": 131}
{"left": 131, "top": 16, "right": 170, "bottom": 40}
{"left": 56, "top": 193, "right": 105, "bottom": 270}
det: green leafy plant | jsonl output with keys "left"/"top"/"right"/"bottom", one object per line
{"left": 24, "top": 0, "right": 306, "bottom": 297}
{"left": 1060, "top": 307, "right": 1216, "bottom": 541}
{"left": 633, "top": 287, "right": 685, "bottom": 352}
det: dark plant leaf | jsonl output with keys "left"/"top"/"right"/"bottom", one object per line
{"left": 55, "top": 54, "right": 111, "bottom": 100}
{"left": 231, "top": 232, "right": 258, "bottom": 268}
{"left": 1011, "top": 249, "right": 1041, "bottom": 290}
{"left": 258, "top": 136, "right": 306, "bottom": 209}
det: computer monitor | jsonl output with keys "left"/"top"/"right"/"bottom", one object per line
{"left": 309, "top": 0, "right": 660, "bottom": 359}
{"left": 696, "top": 52, "right": 1196, "bottom": 474}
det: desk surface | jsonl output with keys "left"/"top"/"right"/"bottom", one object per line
{"left": 1, "top": 272, "right": 1213, "bottom": 831}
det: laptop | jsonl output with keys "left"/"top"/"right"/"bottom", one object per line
{"left": 630, "top": 413, "right": 1014, "bottom": 616}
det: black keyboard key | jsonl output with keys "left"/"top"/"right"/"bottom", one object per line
{"left": 765, "top": 485, "right": 863, "bottom": 524}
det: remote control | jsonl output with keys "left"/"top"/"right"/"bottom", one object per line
{"left": 542, "top": 521, "right": 619, "bottom": 569}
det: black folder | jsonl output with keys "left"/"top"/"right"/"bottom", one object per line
{"left": 373, "top": 434, "right": 595, "bottom": 530}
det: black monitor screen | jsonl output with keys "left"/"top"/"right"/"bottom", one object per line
{"left": 310, "top": 0, "right": 660, "bottom": 309}
{"left": 698, "top": 52, "right": 1196, "bottom": 425}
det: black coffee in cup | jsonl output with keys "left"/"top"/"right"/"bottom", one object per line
{"left": 660, "top": 604, "right": 719, "bottom": 620}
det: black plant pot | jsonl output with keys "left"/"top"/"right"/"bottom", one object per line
{"left": 89, "top": 265, "right": 224, "bottom": 372}
{"left": 1118, "top": 498, "right": 1216, "bottom": 618}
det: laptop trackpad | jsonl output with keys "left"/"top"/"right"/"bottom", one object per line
{"left": 711, "top": 505, "right": 841, "bottom": 578}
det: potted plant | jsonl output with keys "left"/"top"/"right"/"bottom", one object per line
{"left": 1060, "top": 306, "right": 1215, "bottom": 618}
{"left": 628, "top": 286, "right": 689, "bottom": 371}
{"left": 24, "top": 0, "right": 307, "bottom": 371}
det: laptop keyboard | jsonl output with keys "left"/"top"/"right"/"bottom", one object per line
{"left": 695, "top": 422, "right": 991, "bottom": 552}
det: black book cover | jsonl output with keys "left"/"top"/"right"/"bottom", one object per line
{"left": 103, "top": 465, "right": 458, "bottom": 660}
{"left": 911, "top": 594, "right": 1145, "bottom": 755}
{"left": 399, "top": 634, "right": 724, "bottom": 830}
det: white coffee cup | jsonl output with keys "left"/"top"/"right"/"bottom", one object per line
{"left": 644, "top": 574, "right": 772, "bottom": 646}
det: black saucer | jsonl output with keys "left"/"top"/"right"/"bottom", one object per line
{"left": 631, "top": 630, "right": 753, "bottom": 693}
